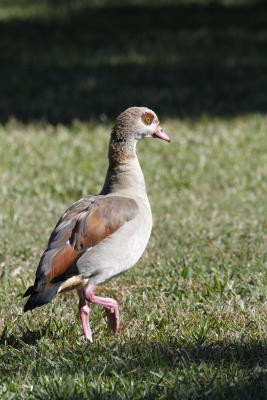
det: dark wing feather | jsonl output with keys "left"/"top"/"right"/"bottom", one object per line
{"left": 24, "top": 196, "right": 138, "bottom": 311}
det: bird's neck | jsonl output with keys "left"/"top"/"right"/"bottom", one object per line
{"left": 108, "top": 130, "right": 137, "bottom": 165}
{"left": 100, "top": 154, "right": 148, "bottom": 198}
{"left": 100, "top": 128, "right": 148, "bottom": 198}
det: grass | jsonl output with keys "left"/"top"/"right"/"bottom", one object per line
{"left": 0, "top": 0, "right": 267, "bottom": 399}
{"left": 0, "top": 115, "right": 266, "bottom": 399}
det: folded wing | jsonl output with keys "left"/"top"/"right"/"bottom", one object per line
{"left": 24, "top": 195, "right": 138, "bottom": 311}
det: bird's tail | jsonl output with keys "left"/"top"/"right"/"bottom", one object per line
{"left": 23, "top": 282, "right": 61, "bottom": 312}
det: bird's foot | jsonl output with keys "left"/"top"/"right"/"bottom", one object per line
{"left": 104, "top": 307, "right": 119, "bottom": 334}
{"left": 84, "top": 284, "right": 120, "bottom": 335}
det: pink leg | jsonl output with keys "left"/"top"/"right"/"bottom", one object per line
{"left": 79, "top": 297, "right": 93, "bottom": 342}
{"left": 84, "top": 285, "right": 120, "bottom": 334}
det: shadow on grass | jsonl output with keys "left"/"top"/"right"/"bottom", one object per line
{"left": 0, "top": 325, "right": 46, "bottom": 348}
{"left": 0, "top": 304, "right": 266, "bottom": 397}
{"left": 1, "top": 1, "right": 267, "bottom": 123}
{"left": 1, "top": 327, "right": 266, "bottom": 398}
{"left": 1, "top": 323, "right": 266, "bottom": 365}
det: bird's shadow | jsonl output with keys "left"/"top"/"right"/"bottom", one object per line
{"left": 0, "top": 325, "right": 46, "bottom": 348}
{"left": 1, "top": 324, "right": 265, "bottom": 369}
{"left": 1, "top": 323, "right": 266, "bottom": 398}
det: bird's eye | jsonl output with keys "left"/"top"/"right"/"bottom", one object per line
{"left": 142, "top": 112, "right": 154, "bottom": 125}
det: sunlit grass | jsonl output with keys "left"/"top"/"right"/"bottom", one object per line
{"left": 0, "top": 113, "right": 266, "bottom": 399}
{"left": 0, "top": 0, "right": 266, "bottom": 398}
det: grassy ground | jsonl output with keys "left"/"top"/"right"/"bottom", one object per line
{"left": 0, "top": 115, "right": 266, "bottom": 399}
{"left": 0, "top": 1, "right": 267, "bottom": 399}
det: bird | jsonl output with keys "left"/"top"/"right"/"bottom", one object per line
{"left": 23, "top": 106, "right": 170, "bottom": 341}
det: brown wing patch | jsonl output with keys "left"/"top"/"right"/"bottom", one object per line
{"left": 51, "top": 195, "right": 95, "bottom": 233}
{"left": 36, "top": 196, "right": 138, "bottom": 291}
{"left": 69, "top": 197, "right": 138, "bottom": 251}
{"left": 47, "top": 245, "right": 79, "bottom": 282}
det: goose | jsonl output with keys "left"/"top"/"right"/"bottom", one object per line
{"left": 24, "top": 106, "right": 170, "bottom": 341}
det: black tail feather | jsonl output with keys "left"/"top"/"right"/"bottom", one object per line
{"left": 24, "top": 282, "right": 61, "bottom": 312}
{"left": 23, "top": 285, "right": 35, "bottom": 298}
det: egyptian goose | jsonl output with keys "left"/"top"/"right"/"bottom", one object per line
{"left": 24, "top": 107, "right": 170, "bottom": 341}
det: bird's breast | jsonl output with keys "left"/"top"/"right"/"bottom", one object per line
{"left": 76, "top": 204, "right": 152, "bottom": 285}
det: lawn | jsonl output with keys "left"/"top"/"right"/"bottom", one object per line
{"left": 0, "top": 1, "right": 266, "bottom": 399}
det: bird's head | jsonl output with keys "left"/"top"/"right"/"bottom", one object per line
{"left": 112, "top": 106, "right": 170, "bottom": 144}
{"left": 109, "top": 107, "right": 170, "bottom": 165}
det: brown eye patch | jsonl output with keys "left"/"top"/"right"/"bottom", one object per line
{"left": 141, "top": 112, "right": 154, "bottom": 126}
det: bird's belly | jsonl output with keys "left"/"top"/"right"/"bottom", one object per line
{"left": 76, "top": 214, "right": 152, "bottom": 285}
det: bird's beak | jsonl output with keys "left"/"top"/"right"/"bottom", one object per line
{"left": 153, "top": 122, "right": 170, "bottom": 142}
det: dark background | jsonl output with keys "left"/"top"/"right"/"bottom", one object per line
{"left": 1, "top": 0, "right": 267, "bottom": 123}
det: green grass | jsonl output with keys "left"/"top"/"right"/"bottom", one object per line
{"left": 0, "top": 115, "right": 266, "bottom": 399}
{"left": 0, "top": 0, "right": 267, "bottom": 398}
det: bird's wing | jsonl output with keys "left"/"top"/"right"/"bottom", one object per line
{"left": 24, "top": 195, "right": 138, "bottom": 309}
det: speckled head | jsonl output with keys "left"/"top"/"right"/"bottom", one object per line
{"left": 109, "top": 107, "right": 170, "bottom": 165}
